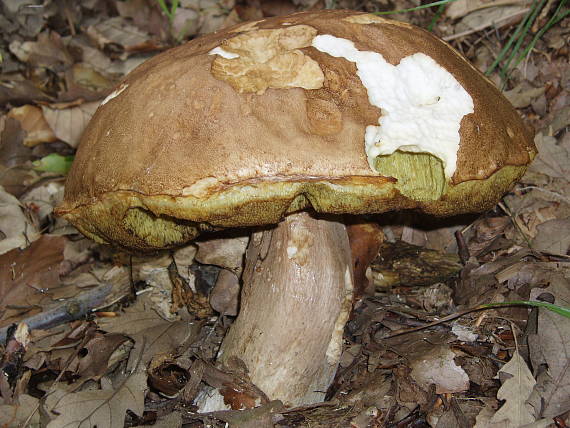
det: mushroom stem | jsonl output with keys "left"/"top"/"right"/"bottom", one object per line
{"left": 218, "top": 211, "right": 354, "bottom": 405}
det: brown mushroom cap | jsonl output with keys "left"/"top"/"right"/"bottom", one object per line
{"left": 56, "top": 10, "right": 535, "bottom": 251}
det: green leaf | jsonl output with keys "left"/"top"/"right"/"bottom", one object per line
{"left": 32, "top": 153, "right": 74, "bottom": 175}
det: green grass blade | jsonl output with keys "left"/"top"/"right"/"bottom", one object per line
{"left": 156, "top": 0, "right": 171, "bottom": 19}
{"left": 428, "top": 4, "right": 447, "bottom": 32}
{"left": 171, "top": 0, "right": 180, "bottom": 18}
{"left": 375, "top": 0, "right": 460, "bottom": 16}
{"left": 499, "top": 0, "right": 546, "bottom": 81}
{"left": 485, "top": 0, "right": 540, "bottom": 75}
{"left": 512, "top": 0, "right": 569, "bottom": 69}
{"left": 481, "top": 300, "right": 570, "bottom": 319}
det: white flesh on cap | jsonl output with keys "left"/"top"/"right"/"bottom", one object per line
{"left": 208, "top": 46, "right": 240, "bottom": 59}
{"left": 312, "top": 34, "right": 474, "bottom": 178}
{"left": 101, "top": 83, "right": 129, "bottom": 106}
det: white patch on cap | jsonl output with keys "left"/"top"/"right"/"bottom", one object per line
{"left": 101, "top": 83, "right": 128, "bottom": 105}
{"left": 287, "top": 245, "right": 298, "bottom": 258}
{"left": 312, "top": 35, "right": 474, "bottom": 178}
{"left": 208, "top": 46, "right": 240, "bottom": 59}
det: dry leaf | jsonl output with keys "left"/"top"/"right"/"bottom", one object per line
{"left": 72, "top": 333, "right": 131, "bottom": 382}
{"left": 8, "top": 31, "right": 72, "bottom": 70}
{"left": 21, "top": 181, "right": 64, "bottom": 226}
{"left": 528, "top": 133, "right": 570, "bottom": 180}
{"left": 527, "top": 276, "right": 570, "bottom": 418}
{"left": 484, "top": 352, "right": 536, "bottom": 427}
{"left": 504, "top": 85, "right": 546, "bottom": 109}
{"left": 209, "top": 269, "right": 240, "bottom": 316}
{"left": 0, "top": 77, "right": 51, "bottom": 107}
{"left": 409, "top": 345, "right": 470, "bottom": 394}
{"left": 97, "top": 298, "right": 201, "bottom": 371}
{"left": 171, "top": 7, "right": 201, "bottom": 40}
{"left": 446, "top": 0, "right": 529, "bottom": 19}
{"left": 68, "top": 38, "right": 113, "bottom": 75}
{"left": 86, "top": 17, "right": 160, "bottom": 53}
{"left": 41, "top": 102, "right": 99, "bottom": 148}
{"left": 141, "top": 411, "right": 183, "bottom": 428}
{"left": 0, "top": 235, "right": 82, "bottom": 330}
{"left": 0, "top": 185, "right": 40, "bottom": 254}
{"left": 531, "top": 218, "right": 570, "bottom": 255}
{"left": 132, "top": 250, "right": 196, "bottom": 320}
{"left": 45, "top": 371, "right": 146, "bottom": 428}
{"left": 195, "top": 235, "right": 248, "bottom": 273}
{"left": 198, "top": 0, "right": 232, "bottom": 35}
{"left": 71, "top": 64, "right": 115, "bottom": 92}
{"left": 6, "top": 105, "right": 57, "bottom": 146}
{"left": 454, "top": 4, "right": 530, "bottom": 35}
{"left": 0, "top": 394, "right": 41, "bottom": 427}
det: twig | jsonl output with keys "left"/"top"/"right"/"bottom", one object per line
{"left": 443, "top": 8, "right": 530, "bottom": 41}
{"left": 519, "top": 186, "right": 570, "bottom": 204}
{"left": 0, "top": 283, "right": 112, "bottom": 344}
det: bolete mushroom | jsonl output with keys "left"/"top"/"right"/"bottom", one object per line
{"left": 56, "top": 10, "right": 536, "bottom": 406}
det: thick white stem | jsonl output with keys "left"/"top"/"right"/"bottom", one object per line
{"left": 218, "top": 212, "right": 354, "bottom": 406}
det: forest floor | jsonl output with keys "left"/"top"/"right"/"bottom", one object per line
{"left": 0, "top": 0, "right": 569, "bottom": 427}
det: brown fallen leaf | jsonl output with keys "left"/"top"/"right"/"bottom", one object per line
{"left": 116, "top": 0, "right": 166, "bottom": 37}
{"left": 97, "top": 298, "right": 201, "bottom": 371}
{"left": 467, "top": 216, "right": 511, "bottom": 258}
{"left": 0, "top": 117, "right": 33, "bottom": 169}
{"left": 0, "top": 394, "right": 41, "bottom": 427}
{"left": 147, "top": 356, "right": 190, "bottom": 397}
{"left": 67, "top": 38, "right": 113, "bottom": 75}
{"left": 169, "top": 261, "right": 213, "bottom": 318}
{"left": 347, "top": 222, "right": 384, "bottom": 299}
{"left": 452, "top": 3, "right": 531, "bottom": 37}
{"left": 528, "top": 133, "right": 570, "bottom": 180}
{"left": 69, "top": 64, "right": 115, "bottom": 93}
{"left": 477, "top": 351, "right": 536, "bottom": 427}
{"left": 527, "top": 275, "right": 570, "bottom": 418}
{"left": 446, "top": 0, "right": 530, "bottom": 19}
{"left": 21, "top": 181, "right": 65, "bottom": 227}
{"left": 195, "top": 235, "right": 249, "bottom": 274}
{"left": 504, "top": 84, "right": 547, "bottom": 109}
{"left": 8, "top": 31, "right": 73, "bottom": 71}
{"left": 0, "top": 185, "right": 40, "bottom": 255}
{"left": 0, "top": 77, "right": 52, "bottom": 106}
{"left": 209, "top": 268, "right": 240, "bottom": 316}
{"left": 141, "top": 411, "right": 183, "bottom": 428}
{"left": 6, "top": 105, "right": 57, "bottom": 146}
{"left": 531, "top": 217, "right": 570, "bottom": 255}
{"left": 171, "top": 6, "right": 201, "bottom": 40}
{"left": 44, "top": 370, "right": 147, "bottom": 427}
{"left": 86, "top": 16, "right": 162, "bottom": 54}
{"left": 41, "top": 101, "right": 100, "bottom": 148}
{"left": 73, "top": 332, "right": 131, "bottom": 382}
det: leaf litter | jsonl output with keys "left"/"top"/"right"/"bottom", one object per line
{"left": 0, "top": 0, "right": 569, "bottom": 427}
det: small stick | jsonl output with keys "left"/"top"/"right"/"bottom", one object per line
{"left": 0, "top": 283, "right": 112, "bottom": 344}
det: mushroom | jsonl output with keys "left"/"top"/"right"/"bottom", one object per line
{"left": 56, "top": 10, "right": 536, "bottom": 406}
